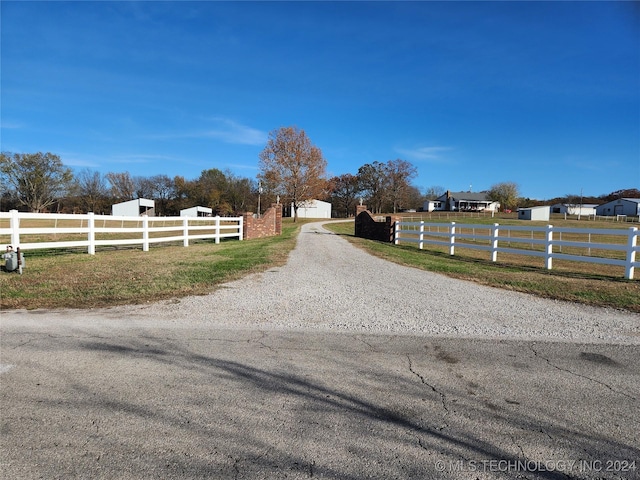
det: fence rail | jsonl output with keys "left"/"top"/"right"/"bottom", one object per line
{"left": 395, "top": 220, "right": 639, "bottom": 279}
{"left": 0, "top": 210, "right": 243, "bottom": 254}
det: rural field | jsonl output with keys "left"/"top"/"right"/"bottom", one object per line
{"left": 1, "top": 216, "right": 639, "bottom": 312}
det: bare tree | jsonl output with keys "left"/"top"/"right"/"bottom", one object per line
{"left": 106, "top": 172, "right": 136, "bottom": 202}
{"left": 149, "top": 174, "right": 175, "bottom": 216}
{"left": 424, "top": 185, "right": 445, "bottom": 200}
{"left": 134, "top": 176, "right": 155, "bottom": 200}
{"left": 0, "top": 152, "right": 73, "bottom": 212}
{"left": 74, "top": 169, "right": 109, "bottom": 213}
{"left": 386, "top": 159, "right": 417, "bottom": 213}
{"left": 357, "top": 161, "right": 388, "bottom": 214}
{"left": 330, "top": 173, "right": 362, "bottom": 218}
{"left": 258, "top": 126, "right": 327, "bottom": 222}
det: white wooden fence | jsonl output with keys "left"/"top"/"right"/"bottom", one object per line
{"left": 395, "top": 220, "right": 639, "bottom": 280}
{"left": 0, "top": 210, "right": 243, "bottom": 255}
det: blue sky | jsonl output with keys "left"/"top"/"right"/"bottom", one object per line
{"left": 1, "top": 1, "right": 638, "bottom": 200}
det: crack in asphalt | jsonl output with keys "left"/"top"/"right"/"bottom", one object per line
{"left": 253, "top": 331, "right": 276, "bottom": 352}
{"left": 406, "top": 355, "right": 450, "bottom": 431}
{"left": 529, "top": 344, "right": 637, "bottom": 401}
{"left": 355, "top": 336, "right": 376, "bottom": 351}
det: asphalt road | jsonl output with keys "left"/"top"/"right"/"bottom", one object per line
{"left": 1, "top": 319, "right": 639, "bottom": 479}
{"left": 1, "top": 221, "right": 639, "bottom": 479}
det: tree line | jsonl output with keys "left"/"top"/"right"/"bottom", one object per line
{"left": 0, "top": 128, "right": 425, "bottom": 218}
{"left": 2, "top": 129, "right": 636, "bottom": 217}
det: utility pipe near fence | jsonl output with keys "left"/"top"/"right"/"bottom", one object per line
{"left": 0, "top": 210, "right": 243, "bottom": 255}
{"left": 394, "top": 220, "right": 639, "bottom": 280}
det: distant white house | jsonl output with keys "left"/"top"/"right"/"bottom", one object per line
{"left": 291, "top": 199, "right": 332, "bottom": 219}
{"left": 550, "top": 203, "right": 598, "bottom": 216}
{"left": 518, "top": 206, "right": 550, "bottom": 221}
{"left": 112, "top": 198, "right": 155, "bottom": 217}
{"left": 180, "top": 206, "right": 213, "bottom": 217}
{"left": 423, "top": 200, "right": 445, "bottom": 212}
{"left": 595, "top": 198, "right": 640, "bottom": 217}
{"left": 423, "top": 191, "right": 500, "bottom": 212}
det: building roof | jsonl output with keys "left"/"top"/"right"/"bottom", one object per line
{"left": 298, "top": 199, "right": 331, "bottom": 207}
{"left": 438, "top": 191, "right": 492, "bottom": 202}
{"left": 518, "top": 206, "right": 550, "bottom": 211}
{"left": 181, "top": 206, "right": 212, "bottom": 213}
{"left": 551, "top": 203, "right": 598, "bottom": 208}
{"left": 113, "top": 198, "right": 154, "bottom": 207}
{"left": 598, "top": 198, "right": 640, "bottom": 206}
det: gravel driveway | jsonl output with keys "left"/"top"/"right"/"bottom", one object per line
{"left": 2, "top": 221, "right": 639, "bottom": 480}
{"left": 85, "top": 220, "right": 640, "bottom": 344}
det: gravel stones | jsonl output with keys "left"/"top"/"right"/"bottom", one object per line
{"left": 119, "top": 221, "right": 639, "bottom": 345}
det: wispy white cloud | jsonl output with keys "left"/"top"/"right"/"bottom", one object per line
{"left": 200, "top": 117, "right": 268, "bottom": 146}
{"left": 395, "top": 146, "right": 454, "bottom": 162}
{"left": 148, "top": 117, "right": 267, "bottom": 146}
{"left": 225, "top": 162, "right": 259, "bottom": 171}
{"left": 62, "top": 152, "right": 178, "bottom": 170}
{"left": 0, "top": 120, "right": 25, "bottom": 129}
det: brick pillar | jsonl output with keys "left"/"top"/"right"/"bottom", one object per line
{"left": 272, "top": 203, "right": 283, "bottom": 235}
{"left": 242, "top": 212, "right": 254, "bottom": 240}
{"left": 356, "top": 204, "right": 367, "bottom": 216}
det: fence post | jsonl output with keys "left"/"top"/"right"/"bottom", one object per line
{"left": 419, "top": 221, "right": 424, "bottom": 250}
{"left": 625, "top": 227, "right": 637, "bottom": 280}
{"left": 215, "top": 216, "right": 221, "bottom": 244}
{"left": 545, "top": 225, "right": 553, "bottom": 270}
{"left": 394, "top": 220, "right": 400, "bottom": 245}
{"left": 88, "top": 212, "right": 95, "bottom": 255}
{"left": 142, "top": 215, "right": 149, "bottom": 252}
{"left": 449, "top": 222, "right": 456, "bottom": 256}
{"left": 10, "top": 209, "right": 20, "bottom": 248}
{"left": 183, "top": 217, "right": 189, "bottom": 247}
{"left": 491, "top": 223, "right": 499, "bottom": 262}
{"left": 238, "top": 216, "right": 243, "bottom": 241}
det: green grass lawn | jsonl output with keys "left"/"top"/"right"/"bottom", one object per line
{"left": 0, "top": 221, "right": 304, "bottom": 310}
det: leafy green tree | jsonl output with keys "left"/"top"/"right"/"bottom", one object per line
{"left": 0, "top": 152, "right": 73, "bottom": 212}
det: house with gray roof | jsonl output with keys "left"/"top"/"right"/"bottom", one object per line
{"left": 423, "top": 190, "right": 500, "bottom": 212}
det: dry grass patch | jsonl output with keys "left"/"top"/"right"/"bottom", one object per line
{"left": 1, "top": 221, "right": 303, "bottom": 310}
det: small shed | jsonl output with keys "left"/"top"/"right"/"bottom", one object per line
{"left": 292, "top": 199, "right": 332, "bottom": 219}
{"left": 112, "top": 198, "right": 155, "bottom": 217}
{"left": 595, "top": 198, "right": 640, "bottom": 217}
{"left": 180, "top": 206, "right": 213, "bottom": 217}
{"left": 518, "top": 206, "right": 550, "bottom": 221}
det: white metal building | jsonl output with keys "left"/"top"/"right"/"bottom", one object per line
{"left": 518, "top": 206, "right": 550, "bottom": 221}
{"left": 112, "top": 198, "right": 155, "bottom": 217}
{"left": 180, "top": 206, "right": 213, "bottom": 217}
{"left": 550, "top": 204, "right": 598, "bottom": 216}
{"left": 291, "top": 199, "right": 332, "bottom": 219}
{"left": 595, "top": 198, "right": 640, "bottom": 217}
